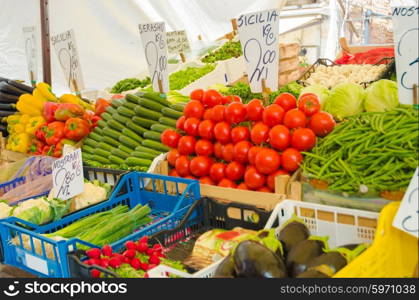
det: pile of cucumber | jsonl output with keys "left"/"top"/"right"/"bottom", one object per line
{"left": 82, "top": 91, "right": 186, "bottom": 171}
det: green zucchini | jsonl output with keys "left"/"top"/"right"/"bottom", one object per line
{"left": 98, "top": 142, "right": 114, "bottom": 152}
{"left": 109, "top": 155, "right": 125, "bottom": 165}
{"left": 102, "top": 136, "right": 120, "bottom": 147}
{"left": 134, "top": 145, "right": 163, "bottom": 156}
{"left": 132, "top": 116, "right": 156, "bottom": 129}
{"left": 82, "top": 145, "right": 95, "bottom": 154}
{"left": 125, "top": 157, "right": 152, "bottom": 167}
{"left": 150, "top": 124, "right": 175, "bottom": 133}
{"left": 119, "top": 144, "right": 134, "bottom": 154}
{"left": 92, "top": 155, "right": 110, "bottom": 164}
{"left": 94, "top": 149, "right": 111, "bottom": 158}
{"left": 141, "top": 139, "right": 169, "bottom": 152}
{"left": 103, "top": 127, "right": 121, "bottom": 140}
{"left": 107, "top": 119, "right": 125, "bottom": 131}
{"left": 82, "top": 153, "right": 94, "bottom": 161}
{"left": 83, "top": 138, "right": 98, "bottom": 148}
{"left": 138, "top": 98, "right": 166, "bottom": 112}
{"left": 161, "top": 107, "right": 183, "bottom": 119}
{"left": 89, "top": 132, "right": 102, "bottom": 142}
{"left": 122, "top": 128, "right": 143, "bottom": 142}
{"left": 125, "top": 94, "right": 141, "bottom": 104}
{"left": 111, "top": 149, "right": 130, "bottom": 159}
{"left": 97, "top": 119, "right": 107, "bottom": 128}
{"left": 105, "top": 106, "right": 118, "bottom": 115}
{"left": 112, "top": 113, "right": 130, "bottom": 124}
{"left": 93, "top": 127, "right": 103, "bottom": 135}
{"left": 143, "top": 130, "right": 162, "bottom": 142}
{"left": 127, "top": 121, "right": 147, "bottom": 136}
{"left": 134, "top": 106, "right": 162, "bottom": 121}
{"left": 119, "top": 135, "right": 141, "bottom": 148}
{"left": 132, "top": 151, "right": 157, "bottom": 160}
{"left": 170, "top": 103, "right": 186, "bottom": 112}
{"left": 142, "top": 92, "right": 171, "bottom": 107}
{"left": 159, "top": 117, "right": 177, "bottom": 127}
{"left": 111, "top": 98, "right": 126, "bottom": 108}
{"left": 123, "top": 102, "right": 138, "bottom": 110}
{"left": 101, "top": 112, "right": 113, "bottom": 122}
{"left": 117, "top": 106, "right": 135, "bottom": 118}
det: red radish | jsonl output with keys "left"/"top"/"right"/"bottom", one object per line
{"left": 99, "top": 258, "right": 109, "bottom": 268}
{"left": 149, "top": 256, "right": 161, "bottom": 265}
{"left": 146, "top": 248, "right": 155, "bottom": 256}
{"left": 109, "top": 257, "right": 122, "bottom": 268}
{"left": 139, "top": 236, "right": 149, "bottom": 244}
{"left": 91, "top": 269, "right": 101, "bottom": 278}
{"left": 86, "top": 248, "right": 101, "bottom": 259}
{"left": 85, "top": 259, "right": 95, "bottom": 266}
{"left": 152, "top": 244, "right": 163, "bottom": 252}
{"left": 136, "top": 242, "right": 148, "bottom": 253}
{"left": 130, "top": 258, "right": 142, "bottom": 270}
{"left": 123, "top": 256, "right": 131, "bottom": 263}
{"left": 101, "top": 245, "right": 113, "bottom": 257}
{"left": 112, "top": 253, "right": 123, "bottom": 260}
{"left": 123, "top": 249, "right": 136, "bottom": 259}
{"left": 141, "top": 263, "right": 150, "bottom": 271}
{"left": 125, "top": 241, "right": 136, "bottom": 251}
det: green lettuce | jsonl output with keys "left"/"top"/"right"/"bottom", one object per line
{"left": 300, "top": 84, "right": 330, "bottom": 106}
{"left": 364, "top": 79, "right": 399, "bottom": 112}
{"left": 323, "top": 83, "right": 365, "bottom": 120}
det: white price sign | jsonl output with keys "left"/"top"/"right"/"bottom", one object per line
{"left": 391, "top": 6, "right": 419, "bottom": 104}
{"left": 237, "top": 9, "right": 279, "bottom": 93}
{"left": 167, "top": 30, "right": 191, "bottom": 54}
{"left": 139, "top": 22, "right": 169, "bottom": 93}
{"left": 22, "top": 26, "right": 38, "bottom": 84}
{"left": 393, "top": 168, "right": 418, "bottom": 238}
{"left": 51, "top": 29, "right": 85, "bottom": 92}
{"left": 52, "top": 149, "right": 84, "bottom": 200}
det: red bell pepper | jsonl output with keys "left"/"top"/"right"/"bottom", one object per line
{"left": 64, "top": 117, "right": 91, "bottom": 141}
{"left": 95, "top": 98, "right": 111, "bottom": 116}
{"left": 51, "top": 139, "right": 76, "bottom": 157}
{"left": 35, "top": 123, "right": 48, "bottom": 142}
{"left": 42, "top": 145, "right": 54, "bottom": 156}
{"left": 45, "top": 121, "right": 65, "bottom": 145}
{"left": 28, "top": 140, "right": 45, "bottom": 155}
{"left": 43, "top": 102, "right": 59, "bottom": 122}
{"left": 54, "top": 103, "right": 84, "bottom": 121}
{"left": 91, "top": 115, "right": 101, "bottom": 128}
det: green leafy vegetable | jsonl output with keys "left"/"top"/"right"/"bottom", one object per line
{"left": 323, "top": 83, "right": 365, "bottom": 120}
{"left": 111, "top": 77, "right": 151, "bottom": 93}
{"left": 364, "top": 79, "right": 399, "bottom": 112}
{"left": 300, "top": 84, "right": 330, "bottom": 106}
{"left": 201, "top": 41, "right": 242, "bottom": 63}
{"left": 169, "top": 64, "right": 215, "bottom": 90}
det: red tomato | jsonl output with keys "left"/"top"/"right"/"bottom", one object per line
{"left": 244, "top": 166, "right": 266, "bottom": 189}
{"left": 308, "top": 112, "right": 336, "bottom": 137}
{"left": 199, "top": 176, "right": 214, "bottom": 185}
{"left": 281, "top": 148, "right": 303, "bottom": 172}
{"left": 257, "top": 186, "right": 273, "bottom": 193}
{"left": 254, "top": 148, "right": 281, "bottom": 175}
{"left": 291, "top": 128, "right": 316, "bottom": 151}
{"left": 184, "top": 175, "right": 197, "bottom": 180}
{"left": 218, "top": 178, "right": 237, "bottom": 188}
{"left": 250, "top": 122, "right": 269, "bottom": 144}
{"left": 283, "top": 109, "right": 307, "bottom": 129}
{"left": 198, "top": 119, "right": 214, "bottom": 140}
{"left": 237, "top": 182, "right": 249, "bottom": 190}
{"left": 273, "top": 93, "right": 297, "bottom": 112}
{"left": 202, "top": 89, "right": 222, "bottom": 108}
{"left": 175, "top": 156, "right": 190, "bottom": 177}
{"left": 211, "top": 105, "right": 225, "bottom": 122}
{"left": 248, "top": 146, "right": 262, "bottom": 165}
{"left": 262, "top": 104, "right": 285, "bottom": 127}
{"left": 223, "top": 95, "right": 242, "bottom": 104}
{"left": 183, "top": 117, "right": 200, "bottom": 136}
{"left": 209, "top": 163, "right": 226, "bottom": 183}
{"left": 190, "top": 156, "right": 212, "bottom": 177}
{"left": 214, "top": 142, "right": 224, "bottom": 159}
{"left": 222, "top": 143, "right": 234, "bottom": 162}
{"left": 225, "top": 161, "right": 245, "bottom": 181}
{"left": 167, "top": 149, "right": 180, "bottom": 167}
{"left": 195, "top": 139, "right": 214, "bottom": 156}
{"left": 233, "top": 140, "right": 252, "bottom": 164}
{"left": 190, "top": 89, "right": 204, "bottom": 102}
{"left": 169, "top": 169, "right": 179, "bottom": 177}
{"left": 267, "top": 169, "right": 289, "bottom": 190}
{"left": 231, "top": 126, "right": 250, "bottom": 144}
{"left": 161, "top": 129, "right": 181, "bottom": 148}
{"left": 184, "top": 100, "right": 204, "bottom": 119}
{"left": 298, "top": 93, "right": 321, "bottom": 116}
{"left": 246, "top": 99, "right": 264, "bottom": 121}
{"left": 203, "top": 108, "right": 213, "bottom": 120}
{"left": 176, "top": 116, "right": 186, "bottom": 131}
{"left": 213, "top": 122, "right": 231, "bottom": 144}
{"left": 269, "top": 125, "right": 290, "bottom": 151}
{"left": 225, "top": 102, "right": 247, "bottom": 124}
{"left": 177, "top": 136, "right": 196, "bottom": 155}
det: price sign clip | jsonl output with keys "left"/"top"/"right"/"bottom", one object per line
{"left": 261, "top": 79, "right": 271, "bottom": 105}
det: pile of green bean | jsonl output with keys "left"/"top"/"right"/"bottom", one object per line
{"left": 302, "top": 105, "right": 418, "bottom": 195}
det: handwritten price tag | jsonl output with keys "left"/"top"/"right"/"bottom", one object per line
{"left": 167, "top": 30, "right": 191, "bottom": 54}
{"left": 392, "top": 6, "right": 419, "bottom": 105}
{"left": 237, "top": 9, "right": 279, "bottom": 93}
{"left": 139, "top": 22, "right": 169, "bottom": 93}
{"left": 393, "top": 168, "right": 418, "bottom": 238}
{"left": 52, "top": 149, "right": 84, "bottom": 200}
{"left": 22, "top": 26, "right": 38, "bottom": 84}
{"left": 51, "top": 29, "right": 85, "bottom": 92}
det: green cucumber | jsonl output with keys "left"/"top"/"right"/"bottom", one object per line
{"left": 138, "top": 98, "right": 166, "bottom": 112}
{"left": 98, "top": 142, "right": 114, "bottom": 152}
{"left": 134, "top": 106, "right": 162, "bottom": 121}
{"left": 125, "top": 94, "right": 141, "bottom": 104}
{"left": 141, "top": 139, "right": 169, "bottom": 152}
{"left": 132, "top": 116, "right": 156, "bottom": 129}
{"left": 111, "top": 149, "right": 130, "bottom": 159}
{"left": 119, "top": 135, "right": 141, "bottom": 148}
{"left": 89, "top": 132, "right": 102, "bottom": 142}
{"left": 150, "top": 124, "right": 175, "bottom": 133}
{"left": 143, "top": 130, "right": 162, "bottom": 142}
{"left": 117, "top": 106, "right": 135, "bottom": 118}
{"left": 103, "top": 127, "right": 121, "bottom": 140}
{"left": 106, "top": 106, "right": 118, "bottom": 115}
{"left": 127, "top": 121, "right": 147, "bottom": 136}
{"left": 109, "top": 155, "right": 125, "bottom": 165}
{"left": 132, "top": 151, "right": 157, "bottom": 160}
{"left": 125, "top": 157, "right": 152, "bottom": 167}
{"left": 97, "top": 119, "right": 107, "bottom": 128}
{"left": 112, "top": 113, "right": 130, "bottom": 124}
{"left": 122, "top": 128, "right": 143, "bottom": 142}
{"left": 107, "top": 119, "right": 125, "bottom": 131}
{"left": 92, "top": 155, "right": 110, "bottom": 164}
{"left": 159, "top": 117, "right": 177, "bottom": 127}
{"left": 82, "top": 145, "right": 95, "bottom": 154}
{"left": 119, "top": 144, "right": 134, "bottom": 154}
{"left": 101, "top": 112, "right": 113, "bottom": 122}
{"left": 94, "top": 149, "right": 111, "bottom": 158}
{"left": 82, "top": 153, "right": 93, "bottom": 161}
{"left": 93, "top": 127, "right": 103, "bottom": 135}
{"left": 161, "top": 107, "right": 183, "bottom": 119}
{"left": 102, "top": 136, "right": 120, "bottom": 147}
{"left": 123, "top": 102, "right": 138, "bottom": 110}
{"left": 134, "top": 145, "right": 163, "bottom": 156}
{"left": 111, "top": 98, "right": 126, "bottom": 108}
{"left": 170, "top": 103, "right": 186, "bottom": 112}
{"left": 83, "top": 138, "right": 98, "bottom": 148}
{"left": 142, "top": 92, "right": 171, "bottom": 107}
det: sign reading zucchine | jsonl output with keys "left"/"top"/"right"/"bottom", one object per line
{"left": 236, "top": 9, "right": 279, "bottom": 93}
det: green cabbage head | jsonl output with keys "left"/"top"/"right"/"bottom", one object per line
{"left": 323, "top": 83, "right": 365, "bottom": 120}
{"left": 364, "top": 79, "right": 399, "bottom": 112}
{"left": 300, "top": 84, "right": 330, "bottom": 106}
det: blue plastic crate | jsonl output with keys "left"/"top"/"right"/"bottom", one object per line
{"left": 0, "top": 176, "right": 26, "bottom": 195}
{"left": 0, "top": 172, "right": 200, "bottom": 278}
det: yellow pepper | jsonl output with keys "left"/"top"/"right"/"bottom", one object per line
{"left": 33, "top": 88, "right": 49, "bottom": 103}
{"left": 8, "top": 123, "right": 25, "bottom": 134}
{"left": 5, "top": 114, "right": 23, "bottom": 126}
{"left": 60, "top": 94, "right": 94, "bottom": 111}
{"left": 25, "top": 116, "right": 46, "bottom": 135}
{"left": 8, "top": 132, "right": 32, "bottom": 153}
{"left": 19, "top": 114, "right": 31, "bottom": 125}
{"left": 36, "top": 82, "right": 58, "bottom": 102}
{"left": 16, "top": 94, "right": 43, "bottom": 116}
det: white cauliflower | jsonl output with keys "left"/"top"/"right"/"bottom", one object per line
{"left": 13, "top": 198, "right": 52, "bottom": 225}
{"left": 70, "top": 182, "right": 108, "bottom": 211}
{"left": 0, "top": 202, "right": 12, "bottom": 219}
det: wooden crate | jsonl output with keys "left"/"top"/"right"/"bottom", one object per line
{"left": 152, "top": 159, "right": 302, "bottom": 212}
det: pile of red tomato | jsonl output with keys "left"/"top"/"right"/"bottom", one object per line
{"left": 161, "top": 89, "right": 335, "bottom": 192}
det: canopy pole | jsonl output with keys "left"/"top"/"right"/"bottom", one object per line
{"left": 40, "top": 0, "right": 51, "bottom": 85}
